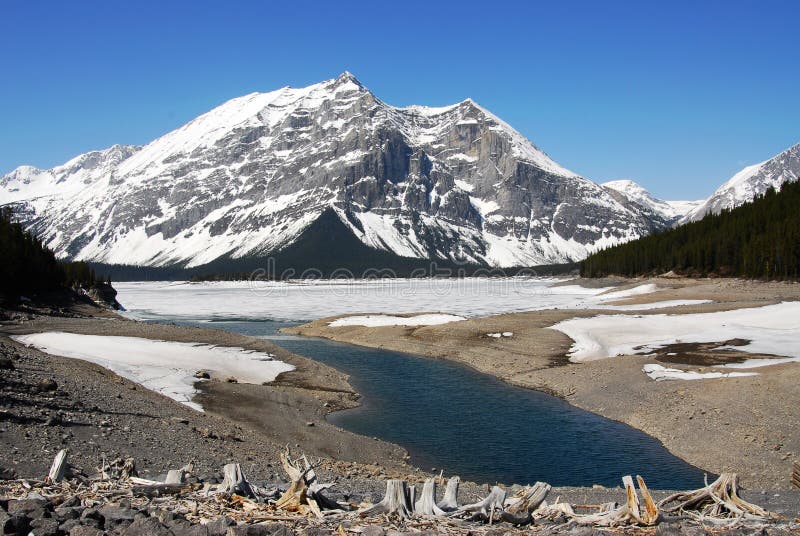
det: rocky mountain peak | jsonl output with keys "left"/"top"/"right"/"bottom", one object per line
{"left": 1, "top": 75, "right": 669, "bottom": 271}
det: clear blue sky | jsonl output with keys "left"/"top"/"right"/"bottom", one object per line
{"left": 1, "top": 0, "right": 798, "bottom": 200}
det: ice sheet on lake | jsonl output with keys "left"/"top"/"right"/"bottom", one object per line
{"left": 642, "top": 364, "right": 759, "bottom": 381}
{"left": 13, "top": 332, "right": 295, "bottom": 411}
{"left": 550, "top": 302, "right": 800, "bottom": 363}
{"left": 115, "top": 278, "right": 614, "bottom": 322}
{"left": 329, "top": 313, "right": 465, "bottom": 327}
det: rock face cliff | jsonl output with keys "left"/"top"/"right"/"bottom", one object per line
{"left": 1, "top": 72, "right": 666, "bottom": 270}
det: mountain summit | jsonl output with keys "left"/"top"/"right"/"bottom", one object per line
{"left": 681, "top": 143, "right": 800, "bottom": 224}
{"left": 1, "top": 73, "right": 666, "bottom": 270}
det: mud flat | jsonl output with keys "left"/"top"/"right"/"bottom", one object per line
{"left": 287, "top": 278, "right": 800, "bottom": 490}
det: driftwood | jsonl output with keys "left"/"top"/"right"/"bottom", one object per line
{"left": 276, "top": 448, "right": 342, "bottom": 516}
{"left": 414, "top": 478, "right": 446, "bottom": 516}
{"left": 506, "top": 481, "right": 550, "bottom": 514}
{"left": 568, "top": 475, "right": 659, "bottom": 526}
{"left": 458, "top": 485, "right": 506, "bottom": 520}
{"left": 219, "top": 463, "right": 255, "bottom": 497}
{"left": 359, "top": 480, "right": 414, "bottom": 519}
{"left": 132, "top": 483, "right": 201, "bottom": 497}
{"left": 436, "top": 476, "right": 460, "bottom": 512}
{"left": 497, "top": 481, "right": 551, "bottom": 525}
{"left": 100, "top": 457, "right": 137, "bottom": 481}
{"left": 659, "top": 473, "right": 775, "bottom": 521}
{"left": 46, "top": 449, "right": 68, "bottom": 484}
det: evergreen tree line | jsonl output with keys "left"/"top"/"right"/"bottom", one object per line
{"left": 581, "top": 180, "right": 800, "bottom": 279}
{"left": 0, "top": 207, "right": 109, "bottom": 301}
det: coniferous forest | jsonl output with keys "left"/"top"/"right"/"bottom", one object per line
{"left": 581, "top": 180, "right": 800, "bottom": 279}
{"left": 0, "top": 207, "right": 107, "bottom": 302}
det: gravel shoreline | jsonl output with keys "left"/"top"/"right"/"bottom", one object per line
{"left": 1, "top": 290, "right": 799, "bottom": 530}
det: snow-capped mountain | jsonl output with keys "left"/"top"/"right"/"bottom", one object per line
{"left": 602, "top": 180, "right": 702, "bottom": 225}
{"left": 681, "top": 143, "right": 800, "bottom": 224}
{"left": 1, "top": 72, "right": 667, "bottom": 270}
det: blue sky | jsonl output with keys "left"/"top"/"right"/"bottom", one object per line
{"left": 1, "top": 0, "right": 797, "bottom": 200}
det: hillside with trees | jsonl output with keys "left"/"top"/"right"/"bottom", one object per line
{"left": 0, "top": 208, "right": 111, "bottom": 304}
{"left": 581, "top": 180, "right": 800, "bottom": 279}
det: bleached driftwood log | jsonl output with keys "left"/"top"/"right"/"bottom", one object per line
{"left": 359, "top": 480, "right": 414, "bottom": 519}
{"left": 218, "top": 463, "right": 255, "bottom": 497}
{"left": 457, "top": 485, "right": 506, "bottom": 521}
{"left": 568, "top": 475, "right": 658, "bottom": 527}
{"left": 436, "top": 476, "right": 460, "bottom": 512}
{"left": 506, "top": 481, "right": 550, "bottom": 514}
{"left": 46, "top": 449, "right": 68, "bottom": 484}
{"left": 414, "top": 478, "right": 446, "bottom": 516}
{"left": 500, "top": 481, "right": 551, "bottom": 524}
{"left": 659, "top": 473, "right": 775, "bottom": 521}
{"left": 276, "top": 448, "right": 343, "bottom": 515}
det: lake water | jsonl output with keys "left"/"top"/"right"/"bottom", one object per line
{"left": 116, "top": 280, "right": 708, "bottom": 488}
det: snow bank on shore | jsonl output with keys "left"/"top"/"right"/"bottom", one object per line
{"left": 550, "top": 301, "right": 800, "bottom": 363}
{"left": 13, "top": 332, "right": 295, "bottom": 411}
{"left": 329, "top": 313, "right": 465, "bottom": 327}
{"left": 642, "top": 364, "right": 759, "bottom": 381}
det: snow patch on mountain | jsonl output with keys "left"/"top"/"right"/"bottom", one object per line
{"left": 602, "top": 180, "right": 702, "bottom": 224}
{"left": 681, "top": 143, "right": 800, "bottom": 224}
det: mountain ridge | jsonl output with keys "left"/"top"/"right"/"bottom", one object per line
{"left": 2, "top": 72, "right": 680, "bottom": 269}
{"left": 681, "top": 142, "right": 800, "bottom": 223}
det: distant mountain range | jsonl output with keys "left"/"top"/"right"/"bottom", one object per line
{"left": 1, "top": 72, "right": 797, "bottom": 273}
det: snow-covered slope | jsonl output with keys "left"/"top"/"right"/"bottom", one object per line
{"left": 1, "top": 72, "right": 666, "bottom": 269}
{"left": 602, "top": 180, "right": 702, "bottom": 225}
{"left": 681, "top": 143, "right": 800, "bottom": 224}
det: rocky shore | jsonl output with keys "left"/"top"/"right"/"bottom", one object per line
{"left": 2, "top": 285, "right": 800, "bottom": 534}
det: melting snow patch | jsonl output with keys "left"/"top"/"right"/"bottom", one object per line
{"left": 13, "top": 332, "right": 294, "bottom": 411}
{"left": 643, "top": 364, "right": 758, "bottom": 382}
{"left": 328, "top": 314, "right": 465, "bottom": 327}
{"left": 550, "top": 302, "right": 800, "bottom": 363}
{"left": 597, "top": 299, "right": 712, "bottom": 311}
{"left": 487, "top": 332, "right": 514, "bottom": 338}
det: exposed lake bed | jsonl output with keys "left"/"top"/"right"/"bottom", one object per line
{"left": 3, "top": 276, "right": 799, "bottom": 494}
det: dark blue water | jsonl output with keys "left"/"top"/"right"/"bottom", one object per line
{"left": 180, "top": 318, "right": 707, "bottom": 488}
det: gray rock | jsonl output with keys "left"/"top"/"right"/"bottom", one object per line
{"left": 302, "top": 528, "right": 333, "bottom": 536}
{"left": 99, "top": 504, "right": 137, "bottom": 529}
{"left": 360, "top": 527, "right": 386, "bottom": 536}
{"left": 37, "top": 378, "right": 58, "bottom": 392}
{"left": 170, "top": 524, "right": 210, "bottom": 536}
{"left": 7, "top": 497, "right": 48, "bottom": 518}
{"left": 29, "top": 516, "right": 60, "bottom": 535}
{"left": 205, "top": 515, "right": 236, "bottom": 536}
{"left": 79, "top": 507, "right": 103, "bottom": 528}
{"left": 59, "top": 519, "right": 83, "bottom": 533}
{"left": 120, "top": 517, "right": 171, "bottom": 535}
{"left": 55, "top": 506, "right": 83, "bottom": 521}
{"left": 262, "top": 523, "right": 293, "bottom": 536}
{"left": 69, "top": 524, "right": 106, "bottom": 536}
